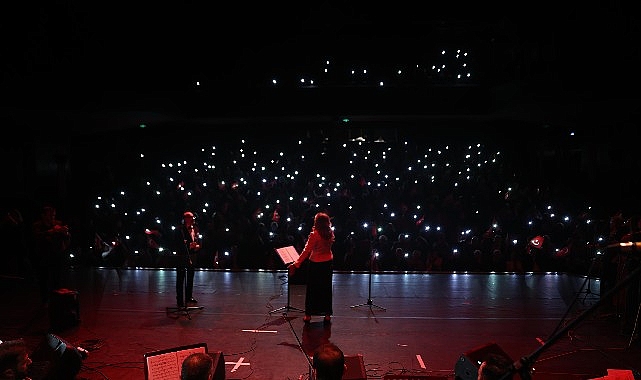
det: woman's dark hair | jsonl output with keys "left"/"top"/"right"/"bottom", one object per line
{"left": 313, "top": 212, "right": 334, "bottom": 241}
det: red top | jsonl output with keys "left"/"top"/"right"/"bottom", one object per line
{"left": 294, "top": 229, "right": 334, "bottom": 267}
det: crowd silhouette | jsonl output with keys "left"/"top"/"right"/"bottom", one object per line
{"left": 69, "top": 127, "right": 629, "bottom": 278}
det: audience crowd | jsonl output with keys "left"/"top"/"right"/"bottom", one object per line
{"left": 73, "top": 128, "right": 626, "bottom": 277}
{"left": 1, "top": 128, "right": 634, "bottom": 278}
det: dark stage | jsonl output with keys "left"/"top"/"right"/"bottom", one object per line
{"left": 1, "top": 267, "right": 640, "bottom": 380}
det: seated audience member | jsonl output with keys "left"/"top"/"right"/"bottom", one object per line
{"left": 181, "top": 352, "right": 214, "bottom": 380}
{"left": 0, "top": 339, "right": 33, "bottom": 380}
{"left": 477, "top": 352, "right": 513, "bottom": 380}
{"left": 313, "top": 343, "right": 345, "bottom": 380}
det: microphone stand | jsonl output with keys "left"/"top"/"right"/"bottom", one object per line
{"left": 500, "top": 261, "right": 641, "bottom": 380}
{"left": 548, "top": 248, "right": 600, "bottom": 338}
{"left": 351, "top": 249, "right": 386, "bottom": 311}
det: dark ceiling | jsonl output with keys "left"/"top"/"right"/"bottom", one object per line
{"left": 2, "top": 2, "right": 640, "bottom": 139}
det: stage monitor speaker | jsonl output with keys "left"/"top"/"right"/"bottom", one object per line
{"left": 454, "top": 342, "right": 512, "bottom": 380}
{"left": 39, "top": 333, "right": 88, "bottom": 380}
{"left": 343, "top": 354, "right": 366, "bottom": 379}
{"left": 208, "top": 351, "right": 226, "bottom": 380}
{"left": 49, "top": 288, "right": 80, "bottom": 332}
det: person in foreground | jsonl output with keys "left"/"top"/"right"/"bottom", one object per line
{"left": 181, "top": 352, "right": 214, "bottom": 380}
{"left": 0, "top": 339, "right": 32, "bottom": 380}
{"left": 312, "top": 343, "right": 345, "bottom": 380}
{"left": 289, "top": 212, "right": 335, "bottom": 323}
{"left": 31, "top": 205, "right": 71, "bottom": 305}
{"left": 477, "top": 352, "right": 513, "bottom": 380}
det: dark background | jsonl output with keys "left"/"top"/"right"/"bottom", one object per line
{"left": 1, "top": 1, "right": 640, "bottom": 219}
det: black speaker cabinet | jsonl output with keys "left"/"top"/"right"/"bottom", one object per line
{"left": 32, "top": 333, "right": 87, "bottom": 380}
{"left": 343, "top": 354, "right": 366, "bottom": 379}
{"left": 208, "top": 351, "right": 226, "bottom": 380}
{"left": 454, "top": 342, "right": 512, "bottom": 380}
{"left": 49, "top": 288, "right": 80, "bottom": 332}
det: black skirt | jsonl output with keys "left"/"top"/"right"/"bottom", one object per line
{"left": 304, "top": 260, "right": 333, "bottom": 316}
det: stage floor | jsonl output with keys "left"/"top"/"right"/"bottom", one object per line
{"left": 1, "top": 267, "right": 640, "bottom": 380}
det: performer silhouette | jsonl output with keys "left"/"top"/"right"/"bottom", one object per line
{"left": 176, "top": 211, "right": 201, "bottom": 308}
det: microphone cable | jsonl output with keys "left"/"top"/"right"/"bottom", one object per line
{"left": 283, "top": 313, "right": 314, "bottom": 378}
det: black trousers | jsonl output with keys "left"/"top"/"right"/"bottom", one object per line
{"left": 304, "top": 260, "right": 333, "bottom": 316}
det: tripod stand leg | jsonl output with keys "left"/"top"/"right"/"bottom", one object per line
{"left": 350, "top": 264, "right": 386, "bottom": 311}
{"left": 166, "top": 305, "right": 204, "bottom": 320}
{"left": 580, "top": 277, "right": 600, "bottom": 303}
{"left": 549, "top": 259, "right": 599, "bottom": 338}
{"left": 350, "top": 298, "right": 386, "bottom": 310}
{"left": 270, "top": 305, "right": 305, "bottom": 314}
{"left": 270, "top": 274, "right": 304, "bottom": 315}
{"left": 627, "top": 300, "right": 641, "bottom": 349}
{"left": 166, "top": 268, "right": 205, "bottom": 320}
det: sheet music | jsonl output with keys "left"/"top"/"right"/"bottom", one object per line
{"left": 276, "top": 246, "right": 300, "bottom": 265}
{"left": 145, "top": 346, "right": 206, "bottom": 380}
{"left": 146, "top": 355, "right": 178, "bottom": 380}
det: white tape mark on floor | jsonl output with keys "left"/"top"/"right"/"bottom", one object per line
{"left": 226, "top": 357, "right": 250, "bottom": 372}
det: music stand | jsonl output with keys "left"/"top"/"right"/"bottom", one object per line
{"left": 351, "top": 250, "right": 386, "bottom": 311}
{"left": 271, "top": 246, "right": 305, "bottom": 315}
